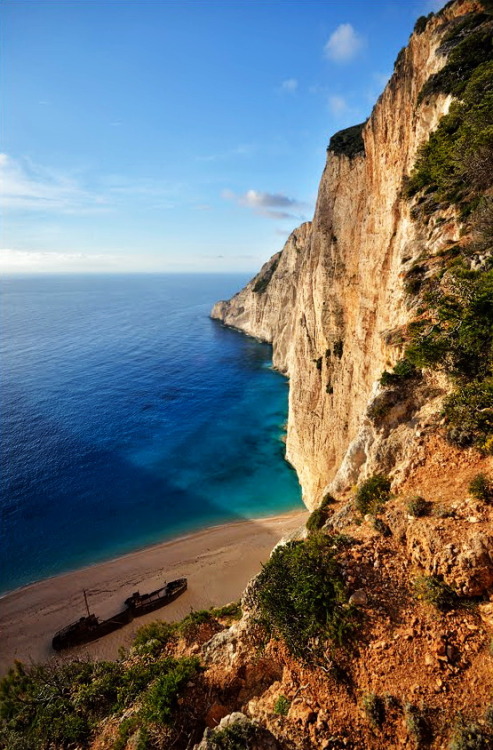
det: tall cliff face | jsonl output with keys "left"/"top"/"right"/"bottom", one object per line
{"left": 212, "top": 0, "right": 482, "bottom": 509}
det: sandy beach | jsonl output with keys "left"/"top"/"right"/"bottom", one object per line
{"left": 0, "top": 510, "right": 307, "bottom": 674}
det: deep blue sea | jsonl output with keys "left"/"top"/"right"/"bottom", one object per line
{"left": 0, "top": 274, "right": 302, "bottom": 595}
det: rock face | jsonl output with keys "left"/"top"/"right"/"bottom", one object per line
{"left": 212, "top": 0, "right": 481, "bottom": 508}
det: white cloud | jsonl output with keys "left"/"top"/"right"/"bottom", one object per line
{"left": 0, "top": 248, "right": 119, "bottom": 273}
{"left": 240, "top": 189, "right": 299, "bottom": 209}
{"left": 324, "top": 24, "right": 364, "bottom": 63}
{"left": 222, "top": 188, "right": 308, "bottom": 220}
{"left": 279, "top": 78, "right": 298, "bottom": 93}
{"left": 328, "top": 95, "right": 349, "bottom": 115}
{"left": 0, "top": 154, "right": 184, "bottom": 216}
{"left": 0, "top": 153, "right": 107, "bottom": 213}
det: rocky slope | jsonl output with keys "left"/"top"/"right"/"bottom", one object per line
{"left": 212, "top": 0, "right": 482, "bottom": 509}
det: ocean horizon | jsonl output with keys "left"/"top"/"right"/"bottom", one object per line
{"left": 0, "top": 273, "right": 303, "bottom": 595}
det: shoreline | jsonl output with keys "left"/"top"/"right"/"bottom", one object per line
{"left": 0, "top": 508, "right": 303, "bottom": 602}
{"left": 0, "top": 509, "right": 308, "bottom": 673}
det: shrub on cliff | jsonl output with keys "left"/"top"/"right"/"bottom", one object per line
{"left": 355, "top": 474, "right": 391, "bottom": 516}
{"left": 379, "top": 357, "right": 419, "bottom": 387}
{"left": 0, "top": 655, "right": 201, "bottom": 749}
{"left": 449, "top": 717, "right": 493, "bottom": 750}
{"left": 403, "top": 265, "right": 493, "bottom": 449}
{"left": 306, "top": 493, "right": 336, "bottom": 533}
{"left": 328, "top": 122, "right": 367, "bottom": 159}
{"left": 133, "top": 620, "right": 176, "bottom": 655}
{"left": 406, "top": 495, "right": 431, "bottom": 517}
{"left": 414, "top": 13, "right": 433, "bottom": 35}
{"left": 0, "top": 659, "right": 123, "bottom": 748}
{"left": 253, "top": 533, "right": 355, "bottom": 660}
{"left": 141, "top": 658, "right": 200, "bottom": 724}
{"left": 443, "top": 379, "right": 493, "bottom": 449}
{"left": 413, "top": 575, "right": 458, "bottom": 611}
{"left": 469, "top": 473, "right": 493, "bottom": 503}
{"left": 419, "top": 16, "right": 493, "bottom": 101}
{"left": 410, "top": 57, "right": 493, "bottom": 205}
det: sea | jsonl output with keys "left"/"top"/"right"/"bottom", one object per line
{"left": 0, "top": 274, "right": 302, "bottom": 595}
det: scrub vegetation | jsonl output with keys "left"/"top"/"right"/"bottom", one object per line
{"left": 400, "top": 12, "right": 493, "bottom": 452}
{"left": 253, "top": 533, "right": 357, "bottom": 660}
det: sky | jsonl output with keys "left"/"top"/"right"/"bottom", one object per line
{"left": 1, "top": 0, "right": 446, "bottom": 274}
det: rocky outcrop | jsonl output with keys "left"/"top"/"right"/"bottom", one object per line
{"left": 388, "top": 512, "right": 493, "bottom": 597}
{"left": 194, "top": 712, "right": 280, "bottom": 750}
{"left": 212, "top": 0, "right": 483, "bottom": 508}
{"left": 212, "top": 221, "right": 311, "bottom": 373}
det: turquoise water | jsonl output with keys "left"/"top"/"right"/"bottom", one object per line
{"left": 0, "top": 274, "right": 302, "bottom": 594}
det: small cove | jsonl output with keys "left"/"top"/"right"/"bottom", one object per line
{"left": 0, "top": 273, "right": 303, "bottom": 594}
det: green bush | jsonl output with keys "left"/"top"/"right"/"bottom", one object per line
{"left": 306, "top": 507, "right": 328, "bottom": 533}
{"left": 380, "top": 358, "right": 420, "bottom": 386}
{"left": 362, "top": 693, "right": 385, "bottom": 728}
{"left": 403, "top": 263, "right": 428, "bottom": 296}
{"left": 419, "top": 16, "right": 493, "bottom": 101}
{"left": 406, "top": 496, "right": 431, "bottom": 517}
{"left": 414, "top": 13, "right": 433, "bottom": 35}
{"left": 328, "top": 122, "right": 367, "bottom": 159}
{"left": 210, "top": 601, "right": 242, "bottom": 620}
{"left": 306, "top": 493, "right": 336, "bottom": 533}
{"left": 141, "top": 657, "right": 199, "bottom": 724}
{"left": 115, "top": 661, "right": 163, "bottom": 711}
{"left": 485, "top": 704, "right": 493, "bottom": 726}
{"left": 0, "top": 660, "right": 123, "bottom": 749}
{"left": 405, "top": 702, "right": 431, "bottom": 745}
{"left": 449, "top": 719, "right": 493, "bottom": 749}
{"left": 405, "top": 268, "right": 493, "bottom": 381}
{"left": 355, "top": 474, "right": 391, "bottom": 516}
{"left": 274, "top": 694, "right": 291, "bottom": 716}
{"left": 411, "top": 59, "right": 493, "bottom": 204}
{"left": 444, "top": 379, "right": 493, "bottom": 449}
{"left": 0, "top": 652, "right": 200, "bottom": 749}
{"left": 373, "top": 517, "right": 392, "bottom": 537}
{"left": 208, "top": 720, "right": 258, "bottom": 749}
{"left": 177, "top": 609, "right": 215, "bottom": 639}
{"left": 468, "top": 473, "right": 493, "bottom": 502}
{"left": 133, "top": 620, "right": 176, "bottom": 655}
{"left": 253, "top": 534, "right": 355, "bottom": 659}
{"left": 414, "top": 576, "right": 458, "bottom": 611}
{"left": 113, "top": 717, "right": 141, "bottom": 750}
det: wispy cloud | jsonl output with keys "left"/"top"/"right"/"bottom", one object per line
{"left": 100, "top": 174, "right": 180, "bottom": 209}
{"left": 0, "top": 247, "right": 119, "bottom": 271}
{"left": 324, "top": 24, "right": 364, "bottom": 63}
{"left": 279, "top": 78, "right": 298, "bottom": 94}
{"left": 196, "top": 144, "right": 255, "bottom": 163}
{"left": 0, "top": 154, "right": 187, "bottom": 218}
{"left": 0, "top": 153, "right": 108, "bottom": 214}
{"left": 328, "top": 95, "right": 349, "bottom": 115}
{"left": 222, "top": 188, "right": 308, "bottom": 220}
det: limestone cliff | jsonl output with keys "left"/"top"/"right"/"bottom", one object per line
{"left": 212, "top": 0, "right": 482, "bottom": 509}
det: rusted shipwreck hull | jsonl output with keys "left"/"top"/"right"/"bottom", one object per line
{"left": 125, "top": 577, "right": 188, "bottom": 616}
{"left": 52, "top": 608, "right": 133, "bottom": 651}
{"left": 52, "top": 577, "right": 187, "bottom": 650}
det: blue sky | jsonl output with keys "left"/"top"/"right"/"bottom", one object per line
{"left": 1, "top": 0, "right": 444, "bottom": 274}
